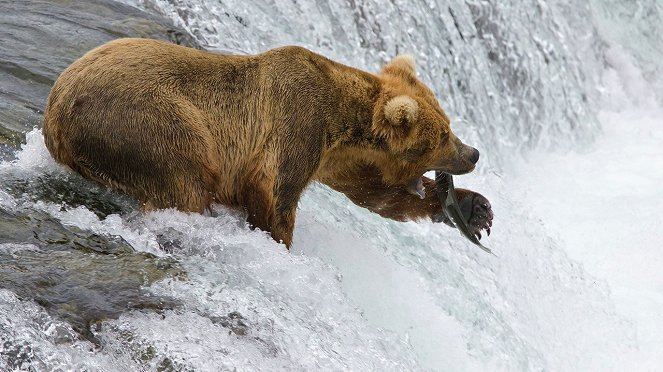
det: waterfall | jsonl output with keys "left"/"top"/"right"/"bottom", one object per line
{"left": 1, "top": 0, "right": 661, "bottom": 370}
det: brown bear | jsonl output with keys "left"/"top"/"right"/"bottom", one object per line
{"left": 43, "top": 38, "right": 492, "bottom": 248}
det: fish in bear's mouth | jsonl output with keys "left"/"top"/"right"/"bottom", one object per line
{"left": 405, "top": 160, "right": 478, "bottom": 199}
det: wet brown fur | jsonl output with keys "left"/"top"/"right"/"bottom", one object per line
{"left": 43, "top": 38, "right": 478, "bottom": 248}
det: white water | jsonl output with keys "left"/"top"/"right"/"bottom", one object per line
{"left": 2, "top": 0, "right": 663, "bottom": 371}
{"left": 517, "top": 58, "right": 663, "bottom": 369}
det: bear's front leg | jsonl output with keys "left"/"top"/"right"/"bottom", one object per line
{"left": 243, "top": 181, "right": 277, "bottom": 238}
{"left": 270, "top": 170, "right": 314, "bottom": 249}
{"left": 270, "top": 205, "right": 296, "bottom": 248}
{"left": 318, "top": 163, "right": 443, "bottom": 221}
{"left": 242, "top": 182, "right": 296, "bottom": 248}
{"left": 241, "top": 155, "right": 313, "bottom": 249}
{"left": 318, "top": 162, "right": 493, "bottom": 240}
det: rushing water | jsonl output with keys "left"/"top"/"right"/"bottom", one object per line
{"left": 1, "top": 0, "right": 662, "bottom": 371}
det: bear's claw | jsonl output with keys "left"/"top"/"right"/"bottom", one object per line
{"left": 460, "top": 193, "right": 493, "bottom": 241}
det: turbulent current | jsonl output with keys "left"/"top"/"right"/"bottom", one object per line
{"left": 1, "top": 0, "right": 662, "bottom": 371}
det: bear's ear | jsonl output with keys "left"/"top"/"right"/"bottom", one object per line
{"left": 373, "top": 95, "right": 419, "bottom": 147}
{"left": 382, "top": 54, "right": 416, "bottom": 76}
{"left": 384, "top": 95, "right": 419, "bottom": 127}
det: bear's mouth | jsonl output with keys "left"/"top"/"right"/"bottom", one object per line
{"left": 406, "top": 176, "right": 426, "bottom": 199}
{"left": 405, "top": 161, "right": 477, "bottom": 199}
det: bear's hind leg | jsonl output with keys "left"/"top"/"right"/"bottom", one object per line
{"left": 147, "top": 171, "right": 215, "bottom": 214}
{"left": 73, "top": 155, "right": 214, "bottom": 215}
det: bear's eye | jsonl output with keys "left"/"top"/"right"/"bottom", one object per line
{"left": 440, "top": 131, "right": 450, "bottom": 143}
{"left": 403, "top": 146, "right": 428, "bottom": 161}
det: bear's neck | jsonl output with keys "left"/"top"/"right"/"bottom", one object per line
{"left": 323, "top": 67, "right": 384, "bottom": 151}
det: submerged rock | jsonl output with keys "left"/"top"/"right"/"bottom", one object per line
{"left": 0, "top": 208, "right": 185, "bottom": 344}
{"left": 1, "top": 167, "right": 137, "bottom": 218}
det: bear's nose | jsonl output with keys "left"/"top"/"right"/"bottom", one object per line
{"left": 469, "top": 148, "right": 480, "bottom": 164}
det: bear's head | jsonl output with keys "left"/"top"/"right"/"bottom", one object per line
{"left": 371, "top": 55, "right": 480, "bottom": 199}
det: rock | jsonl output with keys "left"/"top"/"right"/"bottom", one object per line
{"left": 0, "top": 0, "right": 199, "bottom": 151}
